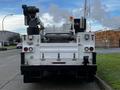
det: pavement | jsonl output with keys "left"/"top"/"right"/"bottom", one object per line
{"left": 0, "top": 49, "right": 101, "bottom": 90}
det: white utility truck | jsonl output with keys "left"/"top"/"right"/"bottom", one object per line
{"left": 21, "top": 5, "right": 97, "bottom": 83}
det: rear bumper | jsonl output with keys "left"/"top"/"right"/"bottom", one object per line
{"left": 20, "top": 52, "right": 97, "bottom": 75}
{"left": 21, "top": 65, "right": 97, "bottom": 75}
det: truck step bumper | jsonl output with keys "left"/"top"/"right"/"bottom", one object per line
{"left": 21, "top": 65, "right": 97, "bottom": 75}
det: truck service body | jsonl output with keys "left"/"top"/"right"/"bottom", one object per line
{"left": 21, "top": 5, "right": 97, "bottom": 83}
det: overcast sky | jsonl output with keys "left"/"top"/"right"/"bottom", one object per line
{"left": 0, "top": 0, "right": 120, "bottom": 34}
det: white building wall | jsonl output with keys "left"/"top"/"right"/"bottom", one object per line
{"left": 0, "top": 31, "right": 19, "bottom": 43}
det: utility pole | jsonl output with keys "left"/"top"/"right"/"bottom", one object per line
{"left": 84, "top": 0, "right": 87, "bottom": 18}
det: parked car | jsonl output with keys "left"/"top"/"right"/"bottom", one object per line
{"left": 16, "top": 43, "right": 22, "bottom": 49}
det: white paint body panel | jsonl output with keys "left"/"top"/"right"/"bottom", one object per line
{"left": 22, "top": 32, "right": 95, "bottom": 66}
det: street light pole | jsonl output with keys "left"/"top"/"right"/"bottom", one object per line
{"left": 2, "top": 14, "right": 13, "bottom": 48}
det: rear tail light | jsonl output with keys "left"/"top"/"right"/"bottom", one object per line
{"left": 84, "top": 47, "right": 94, "bottom": 52}
{"left": 24, "top": 47, "right": 28, "bottom": 52}
{"left": 29, "top": 47, "right": 33, "bottom": 51}
{"left": 23, "top": 47, "right": 33, "bottom": 52}
{"left": 84, "top": 47, "right": 89, "bottom": 51}
{"left": 90, "top": 47, "right": 94, "bottom": 51}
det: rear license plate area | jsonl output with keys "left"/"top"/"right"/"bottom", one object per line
{"left": 52, "top": 62, "right": 66, "bottom": 64}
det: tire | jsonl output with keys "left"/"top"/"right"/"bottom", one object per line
{"left": 86, "top": 74, "right": 95, "bottom": 82}
{"left": 24, "top": 75, "right": 33, "bottom": 83}
{"left": 23, "top": 71, "right": 44, "bottom": 83}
